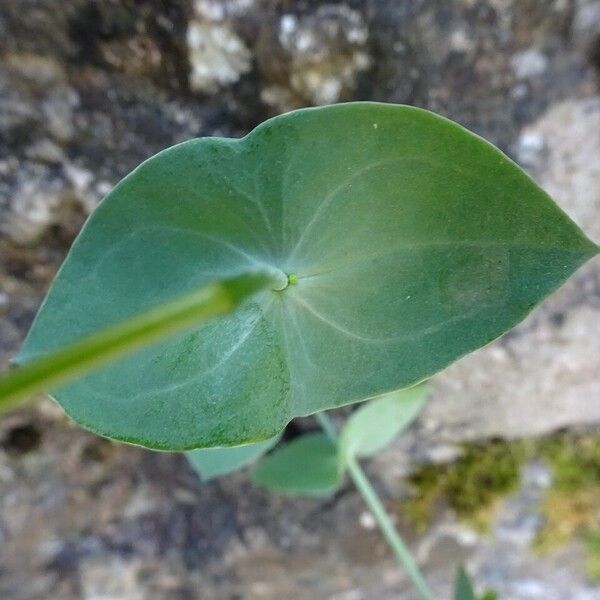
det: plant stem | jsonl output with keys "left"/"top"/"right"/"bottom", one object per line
{"left": 0, "top": 272, "right": 276, "bottom": 413}
{"left": 315, "top": 411, "right": 434, "bottom": 600}
{"left": 314, "top": 411, "right": 338, "bottom": 442}
{"left": 345, "top": 456, "right": 434, "bottom": 600}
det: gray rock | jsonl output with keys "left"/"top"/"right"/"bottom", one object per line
{"left": 24, "top": 139, "right": 65, "bottom": 165}
{"left": 573, "top": 1, "right": 600, "bottom": 63}
{"left": 511, "top": 49, "right": 548, "bottom": 79}
{"left": 0, "top": 162, "right": 98, "bottom": 245}
{"left": 1, "top": 3, "right": 600, "bottom": 600}
{"left": 42, "top": 84, "right": 79, "bottom": 144}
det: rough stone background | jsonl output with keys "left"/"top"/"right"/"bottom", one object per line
{"left": 1, "top": 1, "right": 600, "bottom": 598}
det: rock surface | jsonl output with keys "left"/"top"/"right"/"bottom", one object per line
{"left": 1, "top": 1, "right": 600, "bottom": 598}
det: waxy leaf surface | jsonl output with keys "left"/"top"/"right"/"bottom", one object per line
{"left": 19, "top": 103, "right": 598, "bottom": 449}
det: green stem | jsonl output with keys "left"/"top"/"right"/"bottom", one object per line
{"left": 345, "top": 456, "right": 434, "bottom": 600}
{"left": 0, "top": 272, "right": 277, "bottom": 413}
{"left": 314, "top": 411, "right": 338, "bottom": 442}
{"left": 315, "top": 411, "right": 434, "bottom": 600}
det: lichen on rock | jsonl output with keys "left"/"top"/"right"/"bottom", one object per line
{"left": 261, "top": 5, "right": 371, "bottom": 111}
{"left": 186, "top": 0, "right": 252, "bottom": 93}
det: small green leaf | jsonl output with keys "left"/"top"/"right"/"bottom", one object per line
{"left": 454, "top": 567, "right": 476, "bottom": 600}
{"left": 340, "top": 385, "right": 427, "bottom": 460}
{"left": 186, "top": 434, "right": 280, "bottom": 480}
{"left": 252, "top": 432, "right": 342, "bottom": 496}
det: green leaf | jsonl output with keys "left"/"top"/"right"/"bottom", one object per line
{"left": 340, "top": 385, "right": 427, "bottom": 460}
{"left": 186, "top": 434, "right": 280, "bottom": 480}
{"left": 454, "top": 567, "right": 476, "bottom": 600}
{"left": 252, "top": 432, "right": 342, "bottom": 496}
{"left": 17, "top": 103, "right": 599, "bottom": 449}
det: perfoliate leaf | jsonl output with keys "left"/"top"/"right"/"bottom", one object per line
{"left": 340, "top": 385, "right": 427, "bottom": 460}
{"left": 186, "top": 434, "right": 280, "bottom": 481}
{"left": 17, "top": 103, "right": 599, "bottom": 449}
{"left": 252, "top": 433, "right": 342, "bottom": 496}
{"left": 454, "top": 567, "right": 477, "bottom": 600}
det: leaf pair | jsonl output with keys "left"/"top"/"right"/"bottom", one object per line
{"left": 252, "top": 385, "right": 428, "bottom": 496}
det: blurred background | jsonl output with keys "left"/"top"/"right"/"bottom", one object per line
{"left": 1, "top": 1, "right": 599, "bottom": 598}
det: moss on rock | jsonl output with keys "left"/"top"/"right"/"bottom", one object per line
{"left": 534, "top": 434, "right": 600, "bottom": 581}
{"left": 400, "top": 440, "right": 527, "bottom": 531}
{"left": 399, "top": 431, "right": 600, "bottom": 564}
